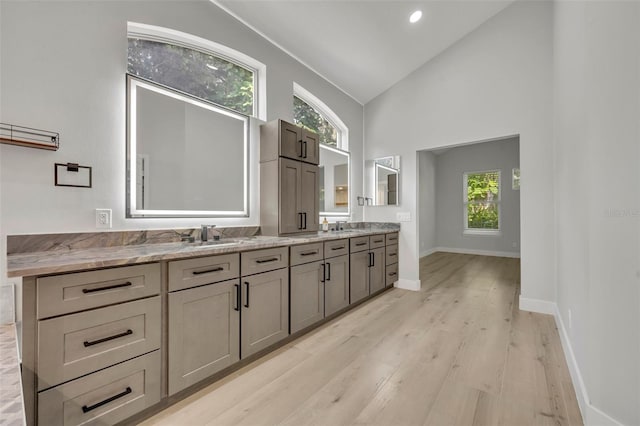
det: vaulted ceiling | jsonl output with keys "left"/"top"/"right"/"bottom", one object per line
{"left": 214, "top": 0, "right": 514, "bottom": 104}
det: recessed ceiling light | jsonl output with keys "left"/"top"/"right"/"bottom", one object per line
{"left": 409, "top": 10, "right": 422, "bottom": 24}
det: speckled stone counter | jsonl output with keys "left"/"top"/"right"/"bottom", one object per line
{"left": 0, "top": 325, "right": 25, "bottom": 426}
{"left": 7, "top": 225, "right": 400, "bottom": 278}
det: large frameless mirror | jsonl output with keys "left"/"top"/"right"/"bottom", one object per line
{"left": 319, "top": 144, "right": 350, "bottom": 217}
{"left": 373, "top": 156, "right": 400, "bottom": 206}
{"left": 126, "top": 76, "right": 249, "bottom": 217}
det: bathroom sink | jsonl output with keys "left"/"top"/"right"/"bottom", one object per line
{"left": 184, "top": 239, "right": 243, "bottom": 248}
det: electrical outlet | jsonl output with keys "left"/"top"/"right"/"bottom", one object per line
{"left": 568, "top": 309, "right": 572, "bottom": 330}
{"left": 95, "top": 208, "right": 112, "bottom": 229}
{"left": 396, "top": 212, "right": 411, "bottom": 222}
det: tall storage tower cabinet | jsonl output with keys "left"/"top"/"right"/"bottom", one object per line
{"left": 260, "top": 119, "right": 320, "bottom": 236}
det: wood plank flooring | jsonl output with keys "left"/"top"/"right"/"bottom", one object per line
{"left": 143, "top": 252, "right": 583, "bottom": 426}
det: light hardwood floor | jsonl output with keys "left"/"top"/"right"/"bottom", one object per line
{"left": 143, "top": 252, "right": 583, "bottom": 426}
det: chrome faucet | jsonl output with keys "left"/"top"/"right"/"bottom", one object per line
{"left": 200, "top": 224, "right": 216, "bottom": 242}
{"left": 335, "top": 221, "right": 347, "bottom": 231}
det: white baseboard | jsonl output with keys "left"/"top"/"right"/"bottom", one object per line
{"left": 420, "top": 248, "right": 437, "bottom": 258}
{"left": 394, "top": 278, "right": 421, "bottom": 292}
{"left": 434, "top": 246, "right": 520, "bottom": 258}
{"left": 520, "top": 297, "right": 624, "bottom": 426}
{"left": 519, "top": 296, "right": 556, "bottom": 315}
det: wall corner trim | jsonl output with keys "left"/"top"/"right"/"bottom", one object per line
{"left": 519, "top": 296, "right": 625, "bottom": 426}
{"left": 394, "top": 278, "right": 421, "bottom": 292}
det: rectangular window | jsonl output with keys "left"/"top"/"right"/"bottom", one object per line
{"left": 464, "top": 170, "right": 501, "bottom": 234}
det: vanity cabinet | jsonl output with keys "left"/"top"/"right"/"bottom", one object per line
{"left": 260, "top": 119, "right": 319, "bottom": 165}
{"left": 167, "top": 254, "right": 241, "bottom": 396}
{"left": 26, "top": 263, "right": 162, "bottom": 425}
{"left": 168, "top": 279, "right": 240, "bottom": 396}
{"left": 385, "top": 232, "right": 399, "bottom": 287}
{"left": 18, "top": 230, "right": 397, "bottom": 425}
{"left": 260, "top": 120, "right": 320, "bottom": 236}
{"left": 290, "top": 239, "right": 349, "bottom": 333}
{"left": 323, "top": 239, "right": 350, "bottom": 316}
{"left": 240, "top": 247, "right": 290, "bottom": 358}
{"left": 290, "top": 243, "right": 324, "bottom": 333}
{"left": 350, "top": 235, "right": 386, "bottom": 303}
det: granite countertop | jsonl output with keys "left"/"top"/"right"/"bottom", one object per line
{"left": 7, "top": 229, "right": 398, "bottom": 278}
{"left": 0, "top": 324, "right": 25, "bottom": 426}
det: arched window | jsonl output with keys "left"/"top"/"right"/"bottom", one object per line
{"left": 127, "top": 22, "right": 266, "bottom": 119}
{"left": 292, "top": 83, "right": 348, "bottom": 150}
{"left": 293, "top": 83, "right": 350, "bottom": 217}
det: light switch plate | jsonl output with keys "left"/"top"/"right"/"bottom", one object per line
{"left": 95, "top": 208, "right": 112, "bottom": 229}
{"left": 396, "top": 212, "right": 411, "bottom": 222}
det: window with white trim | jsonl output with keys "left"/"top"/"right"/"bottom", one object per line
{"left": 464, "top": 170, "right": 501, "bottom": 234}
{"left": 293, "top": 84, "right": 350, "bottom": 217}
{"left": 127, "top": 22, "right": 266, "bottom": 119}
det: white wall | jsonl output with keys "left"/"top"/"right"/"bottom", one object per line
{"left": 364, "top": 1, "right": 553, "bottom": 299}
{"left": 434, "top": 138, "right": 520, "bottom": 256}
{"left": 418, "top": 150, "right": 436, "bottom": 256}
{"left": 0, "top": 1, "right": 364, "bottom": 281}
{"left": 553, "top": 1, "right": 640, "bottom": 424}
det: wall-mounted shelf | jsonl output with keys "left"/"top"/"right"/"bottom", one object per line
{"left": 0, "top": 123, "right": 59, "bottom": 151}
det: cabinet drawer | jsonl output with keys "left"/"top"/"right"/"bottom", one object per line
{"left": 386, "top": 263, "right": 398, "bottom": 286}
{"left": 290, "top": 243, "right": 324, "bottom": 266}
{"left": 370, "top": 234, "right": 386, "bottom": 249}
{"left": 386, "top": 232, "right": 399, "bottom": 245}
{"left": 37, "top": 263, "right": 160, "bottom": 319}
{"left": 168, "top": 253, "right": 239, "bottom": 292}
{"left": 38, "top": 350, "right": 161, "bottom": 426}
{"left": 241, "top": 247, "right": 289, "bottom": 276}
{"left": 386, "top": 245, "right": 399, "bottom": 265}
{"left": 350, "top": 236, "right": 370, "bottom": 253}
{"left": 324, "top": 239, "right": 348, "bottom": 259}
{"left": 37, "top": 296, "right": 161, "bottom": 391}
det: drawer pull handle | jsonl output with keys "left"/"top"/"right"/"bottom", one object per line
{"left": 192, "top": 267, "right": 224, "bottom": 275}
{"left": 374, "top": 240, "right": 383, "bottom": 243}
{"left": 331, "top": 246, "right": 345, "bottom": 251}
{"left": 84, "top": 329, "right": 133, "bottom": 347}
{"left": 256, "top": 257, "right": 279, "bottom": 264}
{"left": 244, "top": 282, "right": 250, "bottom": 308}
{"left": 82, "top": 387, "right": 132, "bottom": 413}
{"left": 82, "top": 282, "right": 132, "bottom": 294}
{"left": 389, "top": 253, "right": 397, "bottom": 257}
{"left": 355, "top": 242, "right": 367, "bottom": 247}
{"left": 389, "top": 272, "right": 398, "bottom": 276}
{"left": 300, "top": 250, "right": 318, "bottom": 256}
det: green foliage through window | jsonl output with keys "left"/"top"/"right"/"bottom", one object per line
{"left": 293, "top": 96, "right": 338, "bottom": 147}
{"left": 128, "top": 38, "right": 254, "bottom": 116}
{"left": 465, "top": 171, "right": 500, "bottom": 230}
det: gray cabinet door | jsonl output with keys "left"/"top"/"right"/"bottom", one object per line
{"left": 325, "top": 254, "right": 349, "bottom": 316}
{"left": 302, "top": 128, "right": 320, "bottom": 165}
{"left": 168, "top": 279, "right": 240, "bottom": 395}
{"left": 350, "top": 251, "right": 369, "bottom": 304}
{"left": 241, "top": 268, "right": 289, "bottom": 358}
{"left": 279, "top": 120, "right": 302, "bottom": 161}
{"left": 300, "top": 163, "right": 319, "bottom": 232}
{"left": 279, "top": 158, "right": 302, "bottom": 234}
{"left": 290, "top": 261, "right": 324, "bottom": 333}
{"left": 369, "top": 247, "right": 386, "bottom": 294}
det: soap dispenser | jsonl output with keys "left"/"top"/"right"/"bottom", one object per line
{"left": 322, "top": 217, "right": 329, "bottom": 232}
